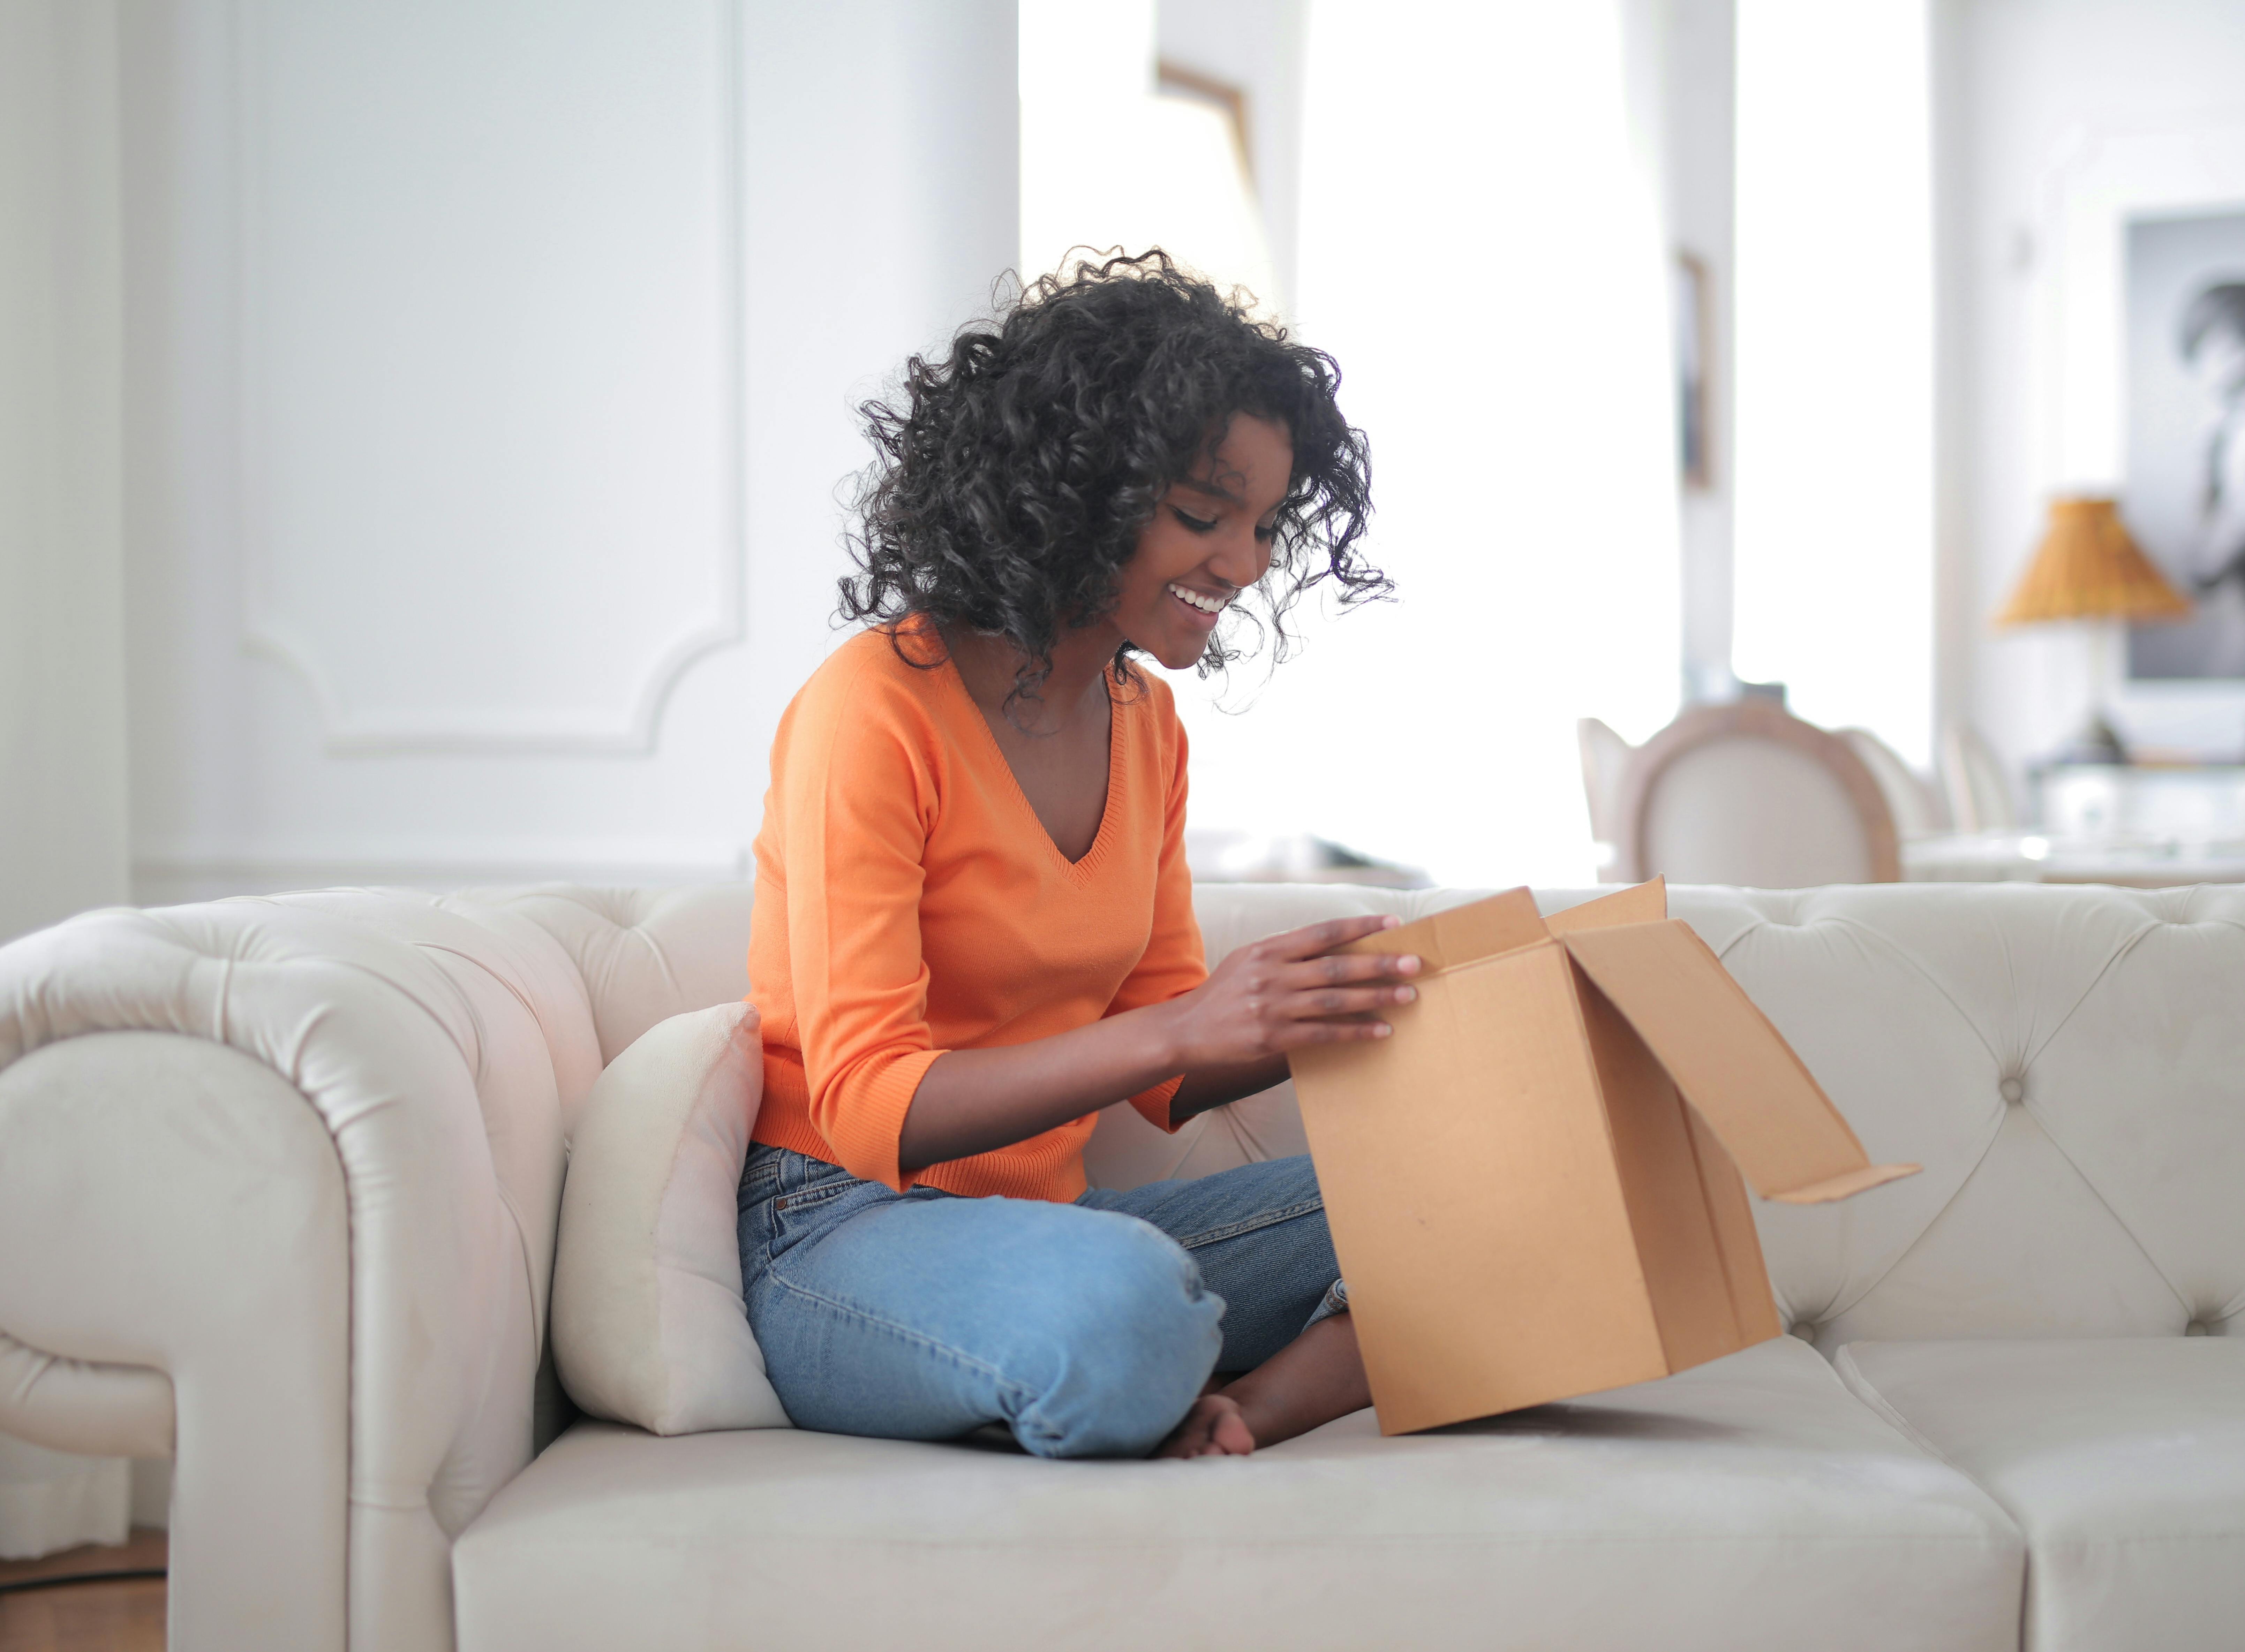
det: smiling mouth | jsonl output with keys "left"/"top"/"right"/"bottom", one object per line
{"left": 1167, "top": 582, "right": 1230, "bottom": 616}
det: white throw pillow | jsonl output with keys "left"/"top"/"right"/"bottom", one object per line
{"left": 551, "top": 1000, "right": 792, "bottom": 1433}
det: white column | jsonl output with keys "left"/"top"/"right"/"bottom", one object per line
{"left": 0, "top": 0, "right": 130, "bottom": 946}
{"left": 1733, "top": 0, "right": 1936, "bottom": 763}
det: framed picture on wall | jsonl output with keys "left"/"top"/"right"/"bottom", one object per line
{"left": 2126, "top": 207, "right": 2245, "bottom": 679}
{"left": 1674, "top": 251, "right": 1712, "bottom": 491}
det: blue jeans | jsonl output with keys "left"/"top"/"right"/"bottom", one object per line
{"left": 737, "top": 1145, "right": 1348, "bottom": 1458}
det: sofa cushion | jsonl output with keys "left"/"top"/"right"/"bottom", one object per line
{"left": 1837, "top": 1338, "right": 2245, "bottom": 1652}
{"left": 551, "top": 1001, "right": 788, "bottom": 1435}
{"left": 453, "top": 1336, "right": 2022, "bottom": 1652}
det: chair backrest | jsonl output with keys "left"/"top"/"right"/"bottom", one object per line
{"left": 1611, "top": 699, "right": 1901, "bottom": 886}
{"left": 1575, "top": 717, "right": 1633, "bottom": 857}
{"left": 1840, "top": 727, "right": 1948, "bottom": 838}
{"left": 1940, "top": 722, "right": 2019, "bottom": 833}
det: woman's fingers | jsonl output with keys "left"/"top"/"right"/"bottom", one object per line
{"left": 1268, "top": 913, "right": 1406, "bottom": 962}
{"left": 1277, "top": 1014, "right": 1394, "bottom": 1045}
{"left": 1177, "top": 915, "right": 1424, "bottom": 1065}
{"left": 1276, "top": 952, "right": 1421, "bottom": 993}
{"left": 1286, "top": 983, "right": 1415, "bottom": 1019}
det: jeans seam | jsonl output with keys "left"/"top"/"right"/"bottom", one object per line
{"left": 1170, "top": 1196, "right": 1325, "bottom": 1251}
{"left": 774, "top": 1181, "right": 852, "bottom": 1217}
{"left": 766, "top": 1270, "right": 1038, "bottom": 1409}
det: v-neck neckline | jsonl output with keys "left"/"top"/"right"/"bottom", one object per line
{"left": 942, "top": 655, "right": 1128, "bottom": 880}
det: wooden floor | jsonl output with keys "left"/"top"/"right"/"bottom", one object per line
{"left": 0, "top": 1530, "right": 165, "bottom": 1652}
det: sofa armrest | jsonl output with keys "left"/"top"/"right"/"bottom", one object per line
{"left": 0, "top": 1032, "right": 346, "bottom": 1649}
{"left": 0, "top": 897, "right": 587, "bottom": 1652}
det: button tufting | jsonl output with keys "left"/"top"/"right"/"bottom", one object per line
{"left": 1999, "top": 1076, "right": 2025, "bottom": 1104}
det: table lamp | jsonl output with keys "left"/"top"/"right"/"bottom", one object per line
{"left": 1995, "top": 496, "right": 2190, "bottom": 763}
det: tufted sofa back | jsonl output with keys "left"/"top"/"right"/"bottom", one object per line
{"left": 480, "top": 879, "right": 2245, "bottom": 1356}
{"left": 1675, "top": 882, "right": 2245, "bottom": 1351}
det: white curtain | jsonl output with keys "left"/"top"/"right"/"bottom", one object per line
{"left": 0, "top": 1438, "right": 129, "bottom": 1561}
{"left": 1170, "top": 0, "right": 1682, "bottom": 887}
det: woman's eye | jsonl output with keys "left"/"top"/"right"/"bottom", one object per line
{"left": 1171, "top": 507, "right": 1218, "bottom": 533}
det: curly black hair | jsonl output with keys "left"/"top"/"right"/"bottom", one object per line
{"left": 838, "top": 249, "right": 1384, "bottom": 707}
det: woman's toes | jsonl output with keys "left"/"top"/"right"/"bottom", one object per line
{"left": 1155, "top": 1394, "right": 1257, "bottom": 1458}
{"left": 1208, "top": 1398, "right": 1255, "bottom": 1455}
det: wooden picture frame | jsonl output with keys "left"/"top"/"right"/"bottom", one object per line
{"left": 1157, "top": 59, "right": 1255, "bottom": 188}
{"left": 1675, "top": 250, "right": 1713, "bottom": 491}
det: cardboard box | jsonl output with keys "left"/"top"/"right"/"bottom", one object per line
{"left": 1289, "top": 878, "right": 1918, "bottom": 1435}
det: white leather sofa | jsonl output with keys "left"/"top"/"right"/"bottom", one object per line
{"left": 1, "top": 879, "right": 2240, "bottom": 1652}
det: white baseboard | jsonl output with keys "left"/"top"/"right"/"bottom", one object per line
{"left": 131, "top": 842, "right": 751, "bottom": 907}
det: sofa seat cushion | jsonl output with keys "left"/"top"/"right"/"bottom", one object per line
{"left": 1837, "top": 1338, "right": 2245, "bottom": 1652}
{"left": 453, "top": 1337, "right": 2021, "bottom": 1652}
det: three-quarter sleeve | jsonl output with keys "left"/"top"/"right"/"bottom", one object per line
{"left": 775, "top": 665, "right": 949, "bottom": 1190}
{"left": 1105, "top": 705, "right": 1207, "bottom": 1132}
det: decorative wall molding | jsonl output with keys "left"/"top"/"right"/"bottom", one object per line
{"left": 231, "top": 0, "right": 748, "bottom": 757}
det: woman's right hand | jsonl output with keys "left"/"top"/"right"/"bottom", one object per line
{"left": 1159, "top": 914, "right": 1423, "bottom": 1071}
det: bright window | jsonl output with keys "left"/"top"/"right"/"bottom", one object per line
{"left": 1732, "top": 0, "right": 1934, "bottom": 765}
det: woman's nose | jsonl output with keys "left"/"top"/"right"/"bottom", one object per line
{"left": 1207, "top": 527, "right": 1267, "bottom": 587}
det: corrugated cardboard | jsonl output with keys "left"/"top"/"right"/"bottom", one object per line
{"left": 1289, "top": 878, "right": 1919, "bottom": 1435}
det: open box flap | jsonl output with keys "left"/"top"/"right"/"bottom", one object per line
{"left": 1560, "top": 920, "right": 1920, "bottom": 1205}
{"left": 1337, "top": 878, "right": 1672, "bottom": 978}
{"left": 1546, "top": 876, "right": 1667, "bottom": 937}
{"left": 1338, "top": 886, "right": 1547, "bottom": 975}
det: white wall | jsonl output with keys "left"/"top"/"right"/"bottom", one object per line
{"left": 0, "top": 0, "right": 130, "bottom": 944}
{"left": 1937, "top": 0, "right": 2245, "bottom": 781}
{"left": 117, "top": 0, "right": 1017, "bottom": 906}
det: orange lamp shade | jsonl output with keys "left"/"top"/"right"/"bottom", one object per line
{"left": 1995, "top": 497, "right": 2192, "bottom": 627}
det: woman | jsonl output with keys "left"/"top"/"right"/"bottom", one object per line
{"left": 740, "top": 251, "right": 1410, "bottom": 1459}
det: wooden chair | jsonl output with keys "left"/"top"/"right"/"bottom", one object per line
{"left": 1575, "top": 716, "right": 1634, "bottom": 866}
{"left": 1611, "top": 699, "right": 1901, "bottom": 886}
{"left": 1840, "top": 727, "right": 1949, "bottom": 838}
{"left": 1939, "top": 721, "right": 2019, "bottom": 833}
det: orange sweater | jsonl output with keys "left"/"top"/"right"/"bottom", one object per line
{"left": 747, "top": 626, "right": 1207, "bottom": 1200}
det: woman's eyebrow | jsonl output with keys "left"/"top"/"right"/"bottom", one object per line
{"left": 1175, "top": 474, "right": 1244, "bottom": 504}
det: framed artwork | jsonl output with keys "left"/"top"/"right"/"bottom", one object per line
{"left": 1674, "top": 251, "right": 1712, "bottom": 491}
{"left": 2126, "top": 208, "right": 2245, "bottom": 679}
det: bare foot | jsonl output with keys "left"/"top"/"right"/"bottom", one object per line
{"left": 1154, "top": 1393, "right": 1255, "bottom": 1458}
{"left": 1217, "top": 1312, "right": 1371, "bottom": 1452}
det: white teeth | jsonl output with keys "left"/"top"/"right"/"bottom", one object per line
{"left": 1167, "top": 582, "right": 1226, "bottom": 614}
